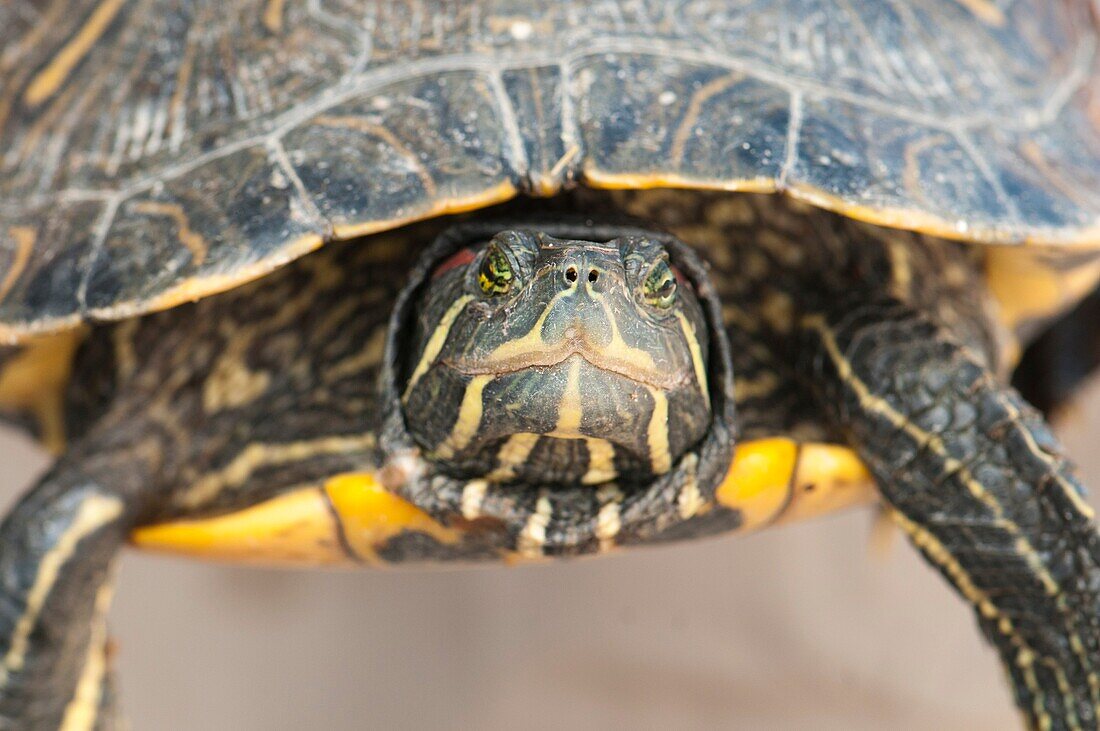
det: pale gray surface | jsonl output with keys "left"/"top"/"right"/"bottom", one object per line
{"left": 7, "top": 379, "right": 1100, "bottom": 730}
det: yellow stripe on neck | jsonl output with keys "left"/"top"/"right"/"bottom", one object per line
{"left": 132, "top": 439, "right": 877, "bottom": 567}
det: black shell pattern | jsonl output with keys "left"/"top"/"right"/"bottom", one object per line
{"left": 1, "top": 0, "right": 1099, "bottom": 342}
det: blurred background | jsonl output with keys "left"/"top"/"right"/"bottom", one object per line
{"left": 7, "top": 381, "right": 1100, "bottom": 730}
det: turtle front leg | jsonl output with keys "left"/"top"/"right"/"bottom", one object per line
{"left": 0, "top": 239, "right": 425, "bottom": 728}
{"left": 0, "top": 461, "right": 132, "bottom": 730}
{"left": 800, "top": 298, "right": 1100, "bottom": 730}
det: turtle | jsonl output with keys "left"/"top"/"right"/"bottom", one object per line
{"left": 1, "top": 0, "right": 1100, "bottom": 728}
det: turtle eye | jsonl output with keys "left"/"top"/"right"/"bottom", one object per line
{"left": 643, "top": 259, "right": 677, "bottom": 308}
{"left": 477, "top": 243, "right": 513, "bottom": 295}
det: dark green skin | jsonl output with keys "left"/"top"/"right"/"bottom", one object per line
{"left": 405, "top": 230, "right": 712, "bottom": 486}
{"left": 0, "top": 191, "right": 1098, "bottom": 729}
{"left": 381, "top": 220, "right": 736, "bottom": 553}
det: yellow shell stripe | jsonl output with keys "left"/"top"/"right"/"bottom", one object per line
{"left": 312, "top": 116, "right": 440, "bottom": 200}
{"left": 953, "top": 0, "right": 1006, "bottom": 25}
{"left": 261, "top": 0, "right": 286, "bottom": 34}
{"left": 583, "top": 170, "right": 1100, "bottom": 249}
{"left": 805, "top": 313, "right": 1100, "bottom": 722}
{"left": 129, "top": 202, "right": 210, "bottom": 266}
{"left": 0, "top": 182, "right": 518, "bottom": 346}
{"left": 4, "top": 170, "right": 1099, "bottom": 351}
{"left": 0, "top": 227, "right": 35, "bottom": 305}
{"left": 114, "top": 233, "right": 327, "bottom": 330}
{"left": 332, "top": 182, "right": 517, "bottom": 242}
{"left": 23, "top": 0, "right": 129, "bottom": 107}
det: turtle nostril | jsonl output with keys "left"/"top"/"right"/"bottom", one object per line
{"left": 588, "top": 269, "right": 598, "bottom": 283}
{"left": 565, "top": 266, "right": 578, "bottom": 283}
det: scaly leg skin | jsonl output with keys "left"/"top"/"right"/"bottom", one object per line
{"left": 609, "top": 187, "right": 1100, "bottom": 729}
{"left": 0, "top": 239, "right": 411, "bottom": 728}
{"left": 802, "top": 299, "right": 1100, "bottom": 730}
{"left": 0, "top": 465, "right": 127, "bottom": 729}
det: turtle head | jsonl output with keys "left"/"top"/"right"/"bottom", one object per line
{"left": 401, "top": 229, "right": 712, "bottom": 487}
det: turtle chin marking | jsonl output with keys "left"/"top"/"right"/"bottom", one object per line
{"left": 405, "top": 353, "right": 709, "bottom": 485}
{"left": 382, "top": 219, "right": 735, "bottom": 554}
{"left": 401, "top": 229, "right": 713, "bottom": 489}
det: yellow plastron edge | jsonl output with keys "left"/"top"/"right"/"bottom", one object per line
{"left": 131, "top": 474, "right": 458, "bottom": 567}
{"left": 716, "top": 438, "right": 876, "bottom": 532}
{"left": 132, "top": 440, "right": 877, "bottom": 566}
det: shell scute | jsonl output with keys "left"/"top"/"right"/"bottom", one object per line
{"left": 2, "top": 0, "right": 1099, "bottom": 340}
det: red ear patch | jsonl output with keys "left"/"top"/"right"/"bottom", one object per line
{"left": 431, "top": 247, "right": 477, "bottom": 279}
